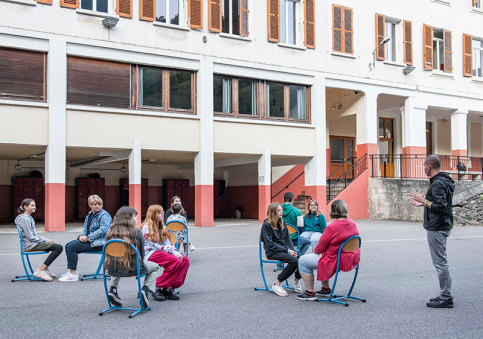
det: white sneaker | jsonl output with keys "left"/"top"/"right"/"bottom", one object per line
{"left": 33, "top": 269, "right": 53, "bottom": 282}
{"left": 188, "top": 243, "right": 196, "bottom": 252}
{"left": 46, "top": 268, "right": 56, "bottom": 279}
{"left": 293, "top": 278, "right": 302, "bottom": 293}
{"left": 272, "top": 283, "right": 288, "bottom": 297}
{"left": 60, "top": 270, "right": 70, "bottom": 278}
{"left": 59, "top": 272, "right": 79, "bottom": 282}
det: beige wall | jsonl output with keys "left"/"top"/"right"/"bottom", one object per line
{"left": 0, "top": 106, "right": 48, "bottom": 145}
{"left": 437, "top": 119, "right": 451, "bottom": 154}
{"left": 227, "top": 168, "right": 258, "bottom": 187}
{"left": 328, "top": 115, "right": 357, "bottom": 138}
{"left": 471, "top": 122, "right": 482, "bottom": 157}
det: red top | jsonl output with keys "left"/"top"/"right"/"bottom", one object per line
{"left": 314, "top": 218, "right": 361, "bottom": 281}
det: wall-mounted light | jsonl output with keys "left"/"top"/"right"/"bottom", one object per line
{"left": 102, "top": 16, "right": 119, "bottom": 28}
{"left": 403, "top": 65, "right": 416, "bottom": 75}
{"left": 120, "top": 164, "right": 127, "bottom": 173}
{"left": 372, "top": 37, "right": 390, "bottom": 69}
{"left": 15, "top": 162, "right": 22, "bottom": 170}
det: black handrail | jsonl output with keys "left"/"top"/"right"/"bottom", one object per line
{"left": 271, "top": 171, "right": 305, "bottom": 200}
{"left": 327, "top": 157, "right": 356, "bottom": 179}
{"left": 327, "top": 153, "right": 368, "bottom": 202}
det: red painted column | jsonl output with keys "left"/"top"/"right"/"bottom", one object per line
{"left": 195, "top": 185, "right": 214, "bottom": 227}
{"left": 45, "top": 183, "right": 65, "bottom": 232}
{"left": 402, "top": 146, "right": 427, "bottom": 178}
{"left": 258, "top": 185, "right": 271, "bottom": 223}
{"left": 305, "top": 185, "right": 327, "bottom": 216}
{"left": 129, "top": 184, "right": 142, "bottom": 227}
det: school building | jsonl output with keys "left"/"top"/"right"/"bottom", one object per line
{"left": 1, "top": 0, "right": 482, "bottom": 230}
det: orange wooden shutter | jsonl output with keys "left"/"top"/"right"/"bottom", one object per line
{"left": 463, "top": 33, "right": 473, "bottom": 77}
{"left": 209, "top": 0, "right": 222, "bottom": 32}
{"left": 189, "top": 0, "right": 203, "bottom": 29}
{"left": 423, "top": 24, "right": 433, "bottom": 70}
{"left": 403, "top": 20, "right": 413, "bottom": 65}
{"left": 36, "top": 0, "right": 52, "bottom": 5}
{"left": 240, "top": 0, "right": 249, "bottom": 37}
{"left": 443, "top": 30, "right": 452, "bottom": 73}
{"left": 473, "top": 0, "right": 478, "bottom": 7}
{"left": 375, "top": 13, "right": 385, "bottom": 61}
{"left": 117, "top": 0, "right": 133, "bottom": 18}
{"left": 332, "top": 5, "right": 342, "bottom": 52}
{"left": 304, "top": 0, "right": 315, "bottom": 49}
{"left": 343, "top": 8, "right": 353, "bottom": 54}
{"left": 268, "top": 0, "right": 280, "bottom": 42}
{"left": 139, "top": 0, "right": 155, "bottom": 21}
{"left": 60, "top": 0, "right": 78, "bottom": 9}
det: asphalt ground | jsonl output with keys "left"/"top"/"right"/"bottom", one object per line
{"left": 1, "top": 219, "right": 482, "bottom": 339}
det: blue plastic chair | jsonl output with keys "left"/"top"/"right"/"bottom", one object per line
{"left": 286, "top": 223, "right": 301, "bottom": 255}
{"left": 99, "top": 239, "right": 150, "bottom": 318}
{"left": 12, "top": 225, "right": 48, "bottom": 282}
{"left": 81, "top": 251, "right": 110, "bottom": 281}
{"left": 165, "top": 220, "right": 189, "bottom": 257}
{"left": 317, "top": 235, "right": 366, "bottom": 307}
{"left": 254, "top": 233, "right": 294, "bottom": 294}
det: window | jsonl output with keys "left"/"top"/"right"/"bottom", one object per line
{"left": 433, "top": 29, "right": 444, "bottom": 71}
{"left": 138, "top": 66, "right": 195, "bottom": 112}
{"left": 280, "top": 0, "right": 297, "bottom": 44}
{"left": 385, "top": 20, "right": 397, "bottom": 62}
{"left": 80, "top": 0, "right": 108, "bottom": 13}
{"left": 423, "top": 24, "right": 452, "bottom": 72}
{"left": 156, "top": 0, "right": 179, "bottom": 24}
{"left": 473, "top": 39, "right": 483, "bottom": 77}
{"left": 474, "top": 0, "right": 482, "bottom": 9}
{"left": 266, "top": 82, "right": 308, "bottom": 121}
{"left": 222, "top": 0, "right": 239, "bottom": 35}
{"left": 332, "top": 4, "right": 353, "bottom": 54}
{"left": 210, "top": 0, "right": 248, "bottom": 36}
{"left": 0, "top": 47, "right": 46, "bottom": 102}
{"left": 213, "top": 75, "right": 258, "bottom": 116}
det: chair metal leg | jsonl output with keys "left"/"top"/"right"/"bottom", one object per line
{"left": 82, "top": 255, "right": 110, "bottom": 281}
{"left": 12, "top": 254, "right": 43, "bottom": 282}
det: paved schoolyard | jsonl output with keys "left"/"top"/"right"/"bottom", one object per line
{"left": 1, "top": 219, "right": 482, "bottom": 338}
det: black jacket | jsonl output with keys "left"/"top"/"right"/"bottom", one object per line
{"left": 260, "top": 219, "right": 295, "bottom": 258}
{"left": 424, "top": 172, "right": 455, "bottom": 231}
{"left": 107, "top": 228, "right": 149, "bottom": 277}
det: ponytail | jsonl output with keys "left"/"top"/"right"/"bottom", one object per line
{"left": 18, "top": 198, "right": 34, "bottom": 214}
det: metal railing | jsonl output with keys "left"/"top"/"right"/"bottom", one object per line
{"left": 271, "top": 171, "right": 305, "bottom": 200}
{"left": 370, "top": 154, "right": 483, "bottom": 180}
{"left": 327, "top": 153, "right": 368, "bottom": 201}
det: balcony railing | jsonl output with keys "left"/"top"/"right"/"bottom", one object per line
{"left": 370, "top": 154, "right": 483, "bottom": 180}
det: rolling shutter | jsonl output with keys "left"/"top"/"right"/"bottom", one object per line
{"left": 463, "top": 33, "right": 473, "bottom": 77}
{"left": 268, "top": 0, "right": 280, "bottom": 42}
{"left": 443, "top": 29, "right": 452, "bottom": 73}
{"left": 403, "top": 20, "right": 413, "bottom": 65}
{"left": 209, "top": 0, "right": 222, "bottom": 32}
{"left": 423, "top": 24, "right": 433, "bottom": 70}
{"left": 304, "top": 0, "right": 315, "bottom": 49}
{"left": 189, "top": 0, "right": 203, "bottom": 29}
{"left": 375, "top": 13, "right": 385, "bottom": 61}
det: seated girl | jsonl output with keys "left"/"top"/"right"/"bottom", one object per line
{"left": 143, "top": 205, "right": 190, "bottom": 301}
{"left": 105, "top": 206, "right": 161, "bottom": 308}
{"left": 164, "top": 196, "right": 195, "bottom": 253}
{"left": 261, "top": 203, "right": 302, "bottom": 297}
{"left": 300, "top": 199, "right": 327, "bottom": 252}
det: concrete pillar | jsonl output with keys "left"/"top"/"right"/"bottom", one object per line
{"left": 129, "top": 140, "right": 142, "bottom": 227}
{"left": 451, "top": 110, "right": 468, "bottom": 157}
{"left": 45, "top": 39, "right": 66, "bottom": 232}
{"left": 356, "top": 90, "right": 378, "bottom": 158}
{"left": 305, "top": 75, "right": 327, "bottom": 211}
{"left": 195, "top": 59, "right": 214, "bottom": 227}
{"left": 401, "top": 98, "right": 427, "bottom": 155}
{"left": 258, "top": 148, "right": 271, "bottom": 223}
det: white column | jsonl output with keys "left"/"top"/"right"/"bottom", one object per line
{"left": 44, "top": 39, "right": 67, "bottom": 232}
{"left": 258, "top": 147, "right": 271, "bottom": 223}
{"left": 129, "top": 139, "right": 142, "bottom": 225}
{"left": 451, "top": 110, "right": 468, "bottom": 153}
{"left": 357, "top": 90, "right": 378, "bottom": 146}
{"left": 400, "top": 98, "right": 427, "bottom": 153}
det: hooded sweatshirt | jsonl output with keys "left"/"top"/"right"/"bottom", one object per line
{"left": 281, "top": 203, "right": 303, "bottom": 240}
{"left": 15, "top": 214, "right": 50, "bottom": 251}
{"left": 424, "top": 171, "right": 455, "bottom": 231}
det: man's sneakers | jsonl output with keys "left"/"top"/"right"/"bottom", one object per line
{"left": 272, "top": 283, "right": 288, "bottom": 297}
{"left": 293, "top": 278, "right": 302, "bottom": 293}
{"left": 108, "top": 286, "right": 122, "bottom": 306}
{"left": 296, "top": 291, "right": 317, "bottom": 301}
{"left": 427, "top": 296, "right": 454, "bottom": 308}
{"left": 163, "top": 288, "right": 180, "bottom": 300}
{"left": 316, "top": 287, "right": 332, "bottom": 296}
{"left": 33, "top": 269, "right": 53, "bottom": 282}
{"left": 141, "top": 286, "right": 150, "bottom": 308}
{"left": 59, "top": 271, "right": 79, "bottom": 282}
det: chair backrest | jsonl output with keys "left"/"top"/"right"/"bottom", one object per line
{"left": 105, "top": 241, "right": 135, "bottom": 257}
{"left": 286, "top": 223, "right": 299, "bottom": 237}
{"left": 15, "top": 225, "right": 24, "bottom": 253}
{"left": 342, "top": 237, "right": 360, "bottom": 252}
{"left": 165, "top": 221, "right": 187, "bottom": 232}
{"left": 167, "top": 231, "right": 178, "bottom": 246}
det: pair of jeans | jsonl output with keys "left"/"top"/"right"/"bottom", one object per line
{"left": 110, "top": 261, "right": 162, "bottom": 292}
{"left": 300, "top": 231, "right": 323, "bottom": 252}
{"left": 298, "top": 253, "right": 320, "bottom": 275}
{"left": 426, "top": 229, "right": 452, "bottom": 300}
{"left": 65, "top": 240, "right": 103, "bottom": 270}
{"left": 292, "top": 236, "right": 311, "bottom": 255}
{"left": 29, "top": 243, "right": 63, "bottom": 267}
{"left": 268, "top": 251, "right": 301, "bottom": 282}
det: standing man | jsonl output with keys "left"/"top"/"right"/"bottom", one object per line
{"left": 410, "top": 155, "right": 455, "bottom": 308}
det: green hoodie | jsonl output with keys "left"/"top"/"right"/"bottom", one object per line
{"left": 281, "top": 203, "right": 302, "bottom": 240}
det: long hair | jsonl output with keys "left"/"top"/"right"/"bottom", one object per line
{"left": 170, "top": 196, "right": 186, "bottom": 216}
{"left": 18, "top": 198, "right": 34, "bottom": 214}
{"left": 142, "top": 205, "right": 169, "bottom": 244}
{"left": 305, "top": 199, "right": 321, "bottom": 218}
{"left": 105, "top": 206, "right": 138, "bottom": 273}
{"left": 267, "top": 203, "right": 284, "bottom": 230}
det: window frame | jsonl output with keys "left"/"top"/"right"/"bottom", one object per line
{"left": 213, "top": 74, "right": 260, "bottom": 119}
{"left": 136, "top": 65, "right": 196, "bottom": 114}
{"left": 384, "top": 17, "right": 401, "bottom": 63}
{"left": 473, "top": 38, "right": 483, "bottom": 77}
{"left": 221, "top": 0, "right": 240, "bottom": 35}
{"left": 79, "top": 0, "right": 111, "bottom": 13}
{"left": 473, "top": 0, "right": 481, "bottom": 9}
{"left": 280, "top": 0, "right": 298, "bottom": 45}
{"left": 433, "top": 28, "right": 444, "bottom": 71}
{"left": 154, "top": 0, "right": 183, "bottom": 25}
{"left": 264, "top": 81, "right": 310, "bottom": 123}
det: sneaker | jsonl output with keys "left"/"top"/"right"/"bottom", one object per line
{"left": 58, "top": 272, "right": 79, "bottom": 282}
{"left": 271, "top": 283, "right": 288, "bottom": 297}
{"left": 141, "top": 286, "right": 150, "bottom": 308}
{"left": 316, "top": 287, "right": 332, "bottom": 296}
{"left": 188, "top": 242, "right": 196, "bottom": 252}
{"left": 296, "top": 291, "right": 317, "bottom": 301}
{"left": 427, "top": 298, "right": 454, "bottom": 308}
{"left": 45, "top": 268, "right": 56, "bottom": 279}
{"left": 163, "top": 288, "right": 180, "bottom": 301}
{"left": 108, "top": 287, "right": 122, "bottom": 306}
{"left": 293, "top": 278, "right": 302, "bottom": 293}
{"left": 153, "top": 289, "right": 166, "bottom": 302}
{"left": 60, "top": 270, "right": 70, "bottom": 278}
{"left": 33, "top": 269, "right": 53, "bottom": 282}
